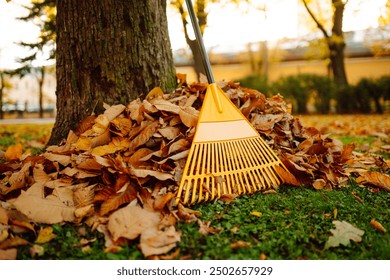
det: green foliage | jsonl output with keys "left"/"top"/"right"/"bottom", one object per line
{"left": 237, "top": 75, "right": 269, "bottom": 95}
{"left": 239, "top": 73, "right": 390, "bottom": 114}
{"left": 271, "top": 74, "right": 335, "bottom": 114}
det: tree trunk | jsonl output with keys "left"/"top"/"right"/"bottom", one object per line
{"left": 0, "top": 73, "right": 4, "bottom": 120}
{"left": 302, "top": 0, "right": 349, "bottom": 87}
{"left": 49, "top": 0, "right": 176, "bottom": 145}
{"left": 329, "top": 0, "right": 348, "bottom": 86}
{"left": 38, "top": 67, "right": 45, "bottom": 119}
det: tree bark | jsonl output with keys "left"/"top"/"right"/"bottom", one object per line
{"left": 49, "top": 0, "right": 176, "bottom": 145}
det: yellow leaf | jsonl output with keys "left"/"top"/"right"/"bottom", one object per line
{"left": 231, "top": 240, "right": 251, "bottom": 249}
{"left": 91, "top": 142, "right": 123, "bottom": 156}
{"left": 145, "top": 86, "right": 164, "bottom": 101}
{"left": 250, "top": 211, "right": 262, "bottom": 217}
{"left": 36, "top": 227, "right": 56, "bottom": 244}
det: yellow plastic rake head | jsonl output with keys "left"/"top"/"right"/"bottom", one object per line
{"left": 176, "top": 83, "right": 287, "bottom": 205}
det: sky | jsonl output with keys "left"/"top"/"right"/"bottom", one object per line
{"left": 0, "top": 0, "right": 388, "bottom": 69}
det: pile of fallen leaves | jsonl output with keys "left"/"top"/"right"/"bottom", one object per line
{"left": 0, "top": 78, "right": 389, "bottom": 259}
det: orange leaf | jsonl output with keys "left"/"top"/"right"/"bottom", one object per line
{"left": 313, "top": 178, "right": 326, "bottom": 190}
{"left": 4, "top": 144, "right": 23, "bottom": 161}
{"left": 370, "top": 219, "right": 387, "bottom": 233}
{"left": 99, "top": 184, "right": 138, "bottom": 216}
{"left": 359, "top": 171, "right": 390, "bottom": 191}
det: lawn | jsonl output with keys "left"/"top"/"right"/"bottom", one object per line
{"left": 0, "top": 114, "right": 389, "bottom": 260}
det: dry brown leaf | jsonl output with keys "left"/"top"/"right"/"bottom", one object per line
{"left": 107, "top": 204, "right": 160, "bottom": 241}
{"left": 179, "top": 106, "right": 199, "bottom": 128}
{"left": 0, "top": 207, "right": 8, "bottom": 224}
{"left": 158, "top": 127, "right": 180, "bottom": 140}
{"left": 153, "top": 192, "right": 175, "bottom": 211}
{"left": 42, "top": 152, "right": 71, "bottom": 166}
{"left": 7, "top": 209, "right": 36, "bottom": 232}
{"left": 103, "top": 104, "right": 126, "bottom": 121}
{"left": 140, "top": 226, "right": 181, "bottom": 257}
{"left": 73, "top": 184, "right": 95, "bottom": 207}
{"left": 197, "top": 220, "right": 222, "bottom": 235}
{"left": 3, "top": 162, "right": 31, "bottom": 195}
{"left": 13, "top": 191, "right": 75, "bottom": 224}
{"left": 126, "top": 121, "right": 159, "bottom": 154}
{"left": 274, "top": 164, "right": 301, "bottom": 186}
{"left": 313, "top": 178, "right": 326, "bottom": 190}
{"left": 0, "top": 236, "right": 29, "bottom": 250}
{"left": 358, "top": 171, "right": 390, "bottom": 191}
{"left": 151, "top": 98, "right": 181, "bottom": 114}
{"left": 129, "top": 167, "right": 174, "bottom": 181}
{"left": 91, "top": 142, "right": 125, "bottom": 157}
{"left": 99, "top": 184, "right": 138, "bottom": 216}
{"left": 92, "top": 115, "right": 110, "bottom": 134}
{"left": 0, "top": 248, "right": 17, "bottom": 260}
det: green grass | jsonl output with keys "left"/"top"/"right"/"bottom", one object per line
{"left": 16, "top": 184, "right": 390, "bottom": 260}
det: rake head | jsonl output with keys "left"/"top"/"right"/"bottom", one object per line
{"left": 176, "top": 84, "right": 288, "bottom": 205}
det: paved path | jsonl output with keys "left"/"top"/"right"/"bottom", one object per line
{"left": 0, "top": 118, "right": 55, "bottom": 125}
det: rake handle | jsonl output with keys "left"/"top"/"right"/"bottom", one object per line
{"left": 185, "top": 0, "right": 215, "bottom": 84}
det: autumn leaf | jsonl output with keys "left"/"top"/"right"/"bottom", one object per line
{"left": 4, "top": 143, "right": 23, "bottom": 161}
{"left": 13, "top": 191, "right": 75, "bottom": 224}
{"left": 140, "top": 226, "right": 181, "bottom": 257}
{"left": 325, "top": 220, "right": 364, "bottom": 249}
{"left": 370, "top": 219, "right": 387, "bottom": 233}
{"left": 357, "top": 171, "right": 390, "bottom": 191}
{"left": 0, "top": 248, "right": 17, "bottom": 260}
{"left": 231, "top": 240, "right": 251, "bottom": 249}
{"left": 178, "top": 106, "right": 199, "bottom": 127}
{"left": 107, "top": 204, "right": 160, "bottom": 241}
{"left": 36, "top": 227, "right": 56, "bottom": 243}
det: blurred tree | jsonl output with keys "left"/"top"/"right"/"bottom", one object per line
{"left": 0, "top": 70, "right": 13, "bottom": 119}
{"left": 372, "top": 0, "right": 390, "bottom": 56}
{"left": 301, "top": 0, "right": 349, "bottom": 87}
{"left": 171, "top": 0, "right": 209, "bottom": 80}
{"left": 49, "top": 0, "right": 177, "bottom": 144}
{"left": 13, "top": 0, "right": 56, "bottom": 118}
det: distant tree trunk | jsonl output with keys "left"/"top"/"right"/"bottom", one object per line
{"left": 0, "top": 73, "right": 4, "bottom": 120}
{"left": 49, "top": 0, "right": 176, "bottom": 145}
{"left": 302, "top": 0, "right": 348, "bottom": 87}
{"left": 174, "top": 0, "right": 207, "bottom": 81}
{"left": 38, "top": 67, "right": 45, "bottom": 118}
